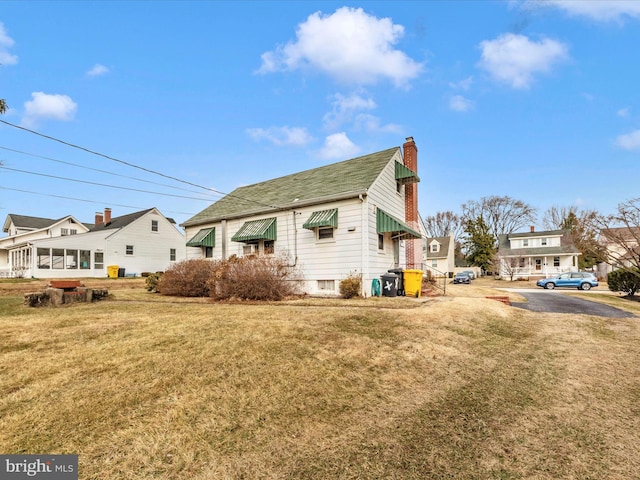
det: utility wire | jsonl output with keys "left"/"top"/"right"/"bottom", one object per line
{"left": 0, "top": 186, "right": 196, "bottom": 216}
{"left": 0, "top": 145, "right": 219, "bottom": 197}
{"left": 0, "top": 119, "right": 280, "bottom": 210}
{"left": 0, "top": 165, "right": 216, "bottom": 201}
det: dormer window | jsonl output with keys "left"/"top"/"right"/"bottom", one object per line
{"left": 430, "top": 243, "right": 440, "bottom": 253}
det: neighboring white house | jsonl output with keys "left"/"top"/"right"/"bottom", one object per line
{"left": 596, "top": 226, "right": 640, "bottom": 278}
{"left": 181, "top": 137, "right": 424, "bottom": 296}
{"left": 497, "top": 228, "right": 580, "bottom": 279}
{"left": 424, "top": 235, "right": 455, "bottom": 277}
{"left": 0, "top": 208, "right": 186, "bottom": 278}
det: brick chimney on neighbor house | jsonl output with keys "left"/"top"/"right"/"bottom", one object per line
{"left": 95, "top": 208, "right": 112, "bottom": 227}
{"left": 530, "top": 226, "right": 535, "bottom": 233}
{"left": 403, "top": 137, "right": 421, "bottom": 269}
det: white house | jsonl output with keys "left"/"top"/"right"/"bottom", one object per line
{"left": 497, "top": 227, "right": 580, "bottom": 280}
{"left": 424, "top": 235, "right": 455, "bottom": 278}
{"left": 0, "top": 208, "right": 186, "bottom": 278}
{"left": 181, "top": 137, "right": 424, "bottom": 295}
{"left": 597, "top": 226, "right": 640, "bottom": 278}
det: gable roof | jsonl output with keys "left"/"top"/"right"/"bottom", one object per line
{"left": 498, "top": 229, "right": 579, "bottom": 257}
{"left": 90, "top": 208, "right": 155, "bottom": 231}
{"left": 182, "top": 147, "right": 400, "bottom": 227}
{"left": 3, "top": 214, "right": 61, "bottom": 233}
{"left": 425, "top": 236, "right": 452, "bottom": 259}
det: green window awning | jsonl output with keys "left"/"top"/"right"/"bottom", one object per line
{"left": 186, "top": 227, "right": 215, "bottom": 247}
{"left": 231, "top": 217, "right": 277, "bottom": 243}
{"left": 376, "top": 209, "right": 421, "bottom": 239}
{"left": 303, "top": 208, "right": 338, "bottom": 230}
{"left": 395, "top": 162, "right": 420, "bottom": 184}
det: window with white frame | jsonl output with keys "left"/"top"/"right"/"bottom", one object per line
{"left": 317, "top": 227, "right": 334, "bottom": 240}
{"left": 378, "top": 234, "right": 384, "bottom": 250}
{"left": 523, "top": 239, "right": 529, "bottom": 247}
{"left": 541, "top": 238, "right": 548, "bottom": 246}
{"left": 170, "top": 248, "right": 176, "bottom": 261}
{"left": 430, "top": 243, "right": 439, "bottom": 253}
{"left": 317, "top": 280, "right": 335, "bottom": 291}
{"left": 70, "top": 229, "right": 77, "bottom": 235}
{"left": 126, "top": 245, "right": 134, "bottom": 256}
{"left": 151, "top": 220, "right": 159, "bottom": 232}
{"left": 431, "top": 259, "right": 438, "bottom": 268}
{"left": 554, "top": 256, "right": 560, "bottom": 267}
{"left": 61, "top": 228, "right": 68, "bottom": 236}
{"left": 80, "top": 250, "right": 90, "bottom": 269}
{"left": 94, "top": 252, "right": 104, "bottom": 270}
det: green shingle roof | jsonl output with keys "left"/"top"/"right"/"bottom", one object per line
{"left": 182, "top": 147, "right": 400, "bottom": 227}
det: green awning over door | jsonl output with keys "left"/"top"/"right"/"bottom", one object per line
{"left": 186, "top": 227, "right": 215, "bottom": 247}
{"left": 302, "top": 209, "right": 338, "bottom": 230}
{"left": 231, "top": 217, "right": 277, "bottom": 242}
{"left": 376, "top": 209, "right": 421, "bottom": 239}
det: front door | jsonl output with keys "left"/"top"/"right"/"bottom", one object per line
{"left": 393, "top": 239, "right": 400, "bottom": 267}
{"left": 535, "top": 259, "right": 542, "bottom": 271}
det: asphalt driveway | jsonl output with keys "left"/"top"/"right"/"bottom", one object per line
{"left": 509, "top": 291, "right": 636, "bottom": 318}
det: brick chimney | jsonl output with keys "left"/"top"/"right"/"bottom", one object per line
{"left": 402, "top": 137, "right": 421, "bottom": 269}
{"left": 530, "top": 226, "right": 535, "bottom": 233}
{"left": 95, "top": 212, "right": 104, "bottom": 226}
{"left": 104, "top": 208, "right": 112, "bottom": 225}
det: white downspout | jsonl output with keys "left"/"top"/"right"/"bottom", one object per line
{"left": 360, "top": 194, "right": 368, "bottom": 296}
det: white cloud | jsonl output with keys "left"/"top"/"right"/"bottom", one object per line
{"left": 318, "top": 132, "right": 360, "bottom": 160}
{"left": 448, "top": 76, "right": 474, "bottom": 91}
{"left": 257, "top": 7, "right": 423, "bottom": 87}
{"left": 615, "top": 129, "right": 640, "bottom": 151}
{"left": 246, "top": 126, "right": 314, "bottom": 146}
{"left": 22, "top": 92, "right": 78, "bottom": 127}
{"left": 449, "top": 95, "right": 474, "bottom": 112}
{"left": 353, "top": 113, "right": 402, "bottom": 134}
{"left": 477, "top": 33, "right": 568, "bottom": 89}
{"left": 323, "top": 92, "right": 376, "bottom": 129}
{"left": 86, "top": 64, "right": 110, "bottom": 77}
{"left": 617, "top": 107, "right": 630, "bottom": 118}
{"left": 0, "top": 22, "right": 18, "bottom": 66}
{"left": 535, "top": 0, "right": 640, "bottom": 22}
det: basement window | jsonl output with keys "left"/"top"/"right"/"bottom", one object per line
{"left": 317, "top": 280, "right": 335, "bottom": 291}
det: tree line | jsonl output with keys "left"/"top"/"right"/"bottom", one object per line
{"left": 424, "top": 195, "right": 640, "bottom": 285}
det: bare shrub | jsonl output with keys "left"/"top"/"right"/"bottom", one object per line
{"left": 208, "top": 255, "right": 301, "bottom": 301}
{"left": 157, "top": 259, "right": 217, "bottom": 297}
{"left": 339, "top": 273, "right": 361, "bottom": 299}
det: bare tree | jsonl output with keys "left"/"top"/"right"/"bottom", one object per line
{"left": 595, "top": 198, "right": 640, "bottom": 271}
{"left": 543, "top": 205, "right": 578, "bottom": 230}
{"left": 543, "top": 205, "right": 605, "bottom": 269}
{"left": 423, "top": 211, "right": 463, "bottom": 241}
{"left": 461, "top": 195, "right": 537, "bottom": 244}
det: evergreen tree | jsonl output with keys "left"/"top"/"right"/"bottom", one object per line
{"left": 463, "top": 215, "right": 496, "bottom": 272}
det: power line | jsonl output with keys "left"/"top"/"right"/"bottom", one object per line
{"left": 0, "top": 186, "right": 196, "bottom": 216}
{"left": 0, "top": 119, "right": 280, "bottom": 210}
{"left": 0, "top": 145, "right": 218, "bottom": 197}
{"left": 0, "top": 165, "right": 216, "bottom": 201}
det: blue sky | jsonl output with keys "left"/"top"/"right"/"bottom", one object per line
{"left": 1, "top": 0, "right": 639, "bottom": 230}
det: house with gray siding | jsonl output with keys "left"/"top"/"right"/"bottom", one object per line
{"left": 182, "top": 137, "right": 424, "bottom": 295}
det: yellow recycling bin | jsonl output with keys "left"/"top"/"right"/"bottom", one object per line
{"left": 403, "top": 269, "right": 424, "bottom": 297}
{"left": 107, "top": 265, "right": 119, "bottom": 278}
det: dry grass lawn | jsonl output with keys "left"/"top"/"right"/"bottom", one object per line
{"left": 1, "top": 277, "right": 640, "bottom": 479}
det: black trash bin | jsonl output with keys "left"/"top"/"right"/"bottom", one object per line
{"left": 118, "top": 268, "right": 126, "bottom": 278}
{"left": 380, "top": 273, "right": 398, "bottom": 297}
{"left": 388, "top": 268, "right": 405, "bottom": 296}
